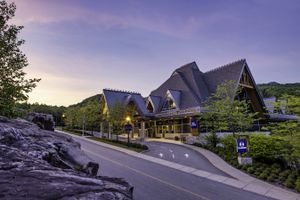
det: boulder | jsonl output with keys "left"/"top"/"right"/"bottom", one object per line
{"left": 0, "top": 116, "right": 133, "bottom": 199}
{"left": 26, "top": 112, "right": 55, "bottom": 131}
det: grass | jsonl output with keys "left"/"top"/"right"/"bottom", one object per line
{"left": 60, "top": 128, "right": 148, "bottom": 153}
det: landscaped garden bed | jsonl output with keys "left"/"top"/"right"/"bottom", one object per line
{"left": 193, "top": 133, "right": 300, "bottom": 193}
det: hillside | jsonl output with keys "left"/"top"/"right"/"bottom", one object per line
{"left": 69, "top": 94, "right": 102, "bottom": 108}
{"left": 257, "top": 82, "right": 300, "bottom": 98}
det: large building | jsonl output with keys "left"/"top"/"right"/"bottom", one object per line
{"left": 101, "top": 59, "right": 266, "bottom": 139}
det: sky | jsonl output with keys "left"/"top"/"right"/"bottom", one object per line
{"left": 6, "top": 0, "right": 300, "bottom": 106}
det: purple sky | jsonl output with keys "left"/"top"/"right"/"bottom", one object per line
{"left": 7, "top": 0, "right": 300, "bottom": 106}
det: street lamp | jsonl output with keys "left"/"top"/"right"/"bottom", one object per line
{"left": 125, "top": 116, "right": 132, "bottom": 146}
{"left": 62, "top": 114, "right": 66, "bottom": 130}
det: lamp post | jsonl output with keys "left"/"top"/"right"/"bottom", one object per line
{"left": 62, "top": 114, "right": 66, "bottom": 130}
{"left": 125, "top": 116, "right": 131, "bottom": 146}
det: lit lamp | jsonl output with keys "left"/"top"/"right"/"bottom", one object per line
{"left": 126, "top": 116, "right": 131, "bottom": 123}
{"left": 125, "top": 116, "right": 131, "bottom": 146}
{"left": 62, "top": 114, "right": 66, "bottom": 130}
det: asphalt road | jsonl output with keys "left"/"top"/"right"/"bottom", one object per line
{"left": 143, "top": 141, "right": 229, "bottom": 177}
{"left": 73, "top": 137, "right": 275, "bottom": 200}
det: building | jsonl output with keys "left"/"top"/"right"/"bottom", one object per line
{"left": 100, "top": 59, "right": 266, "bottom": 139}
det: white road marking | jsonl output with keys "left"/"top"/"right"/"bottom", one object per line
{"left": 184, "top": 153, "right": 189, "bottom": 158}
{"left": 169, "top": 149, "right": 173, "bottom": 153}
{"left": 172, "top": 154, "right": 175, "bottom": 159}
{"left": 159, "top": 153, "right": 164, "bottom": 158}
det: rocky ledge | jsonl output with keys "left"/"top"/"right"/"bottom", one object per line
{"left": 0, "top": 116, "right": 133, "bottom": 200}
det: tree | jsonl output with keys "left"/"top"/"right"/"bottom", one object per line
{"left": 0, "top": 1, "right": 40, "bottom": 117}
{"left": 199, "top": 80, "right": 257, "bottom": 146}
{"left": 108, "top": 102, "right": 127, "bottom": 136}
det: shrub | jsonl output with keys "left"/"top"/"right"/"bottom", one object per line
{"left": 295, "top": 178, "right": 300, "bottom": 192}
{"left": 259, "top": 172, "right": 268, "bottom": 180}
{"left": 249, "top": 134, "right": 289, "bottom": 164}
{"left": 284, "top": 177, "right": 295, "bottom": 188}
{"left": 205, "top": 132, "right": 220, "bottom": 148}
{"left": 246, "top": 167, "right": 255, "bottom": 174}
{"left": 267, "top": 174, "right": 276, "bottom": 182}
{"left": 279, "top": 170, "right": 291, "bottom": 181}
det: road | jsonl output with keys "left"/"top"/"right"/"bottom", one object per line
{"left": 72, "top": 136, "right": 275, "bottom": 200}
{"left": 143, "top": 141, "right": 229, "bottom": 177}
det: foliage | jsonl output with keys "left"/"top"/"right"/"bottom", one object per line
{"left": 205, "top": 132, "right": 220, "bottom": 148}
{"left": 15, "top": 102, "right": 66, "bottom": 125}
{"left": 0, "top": 1, "right": 40, "bottom": 118}
{"left": 64, "top": 99, "right": 102, "bottom": 132}
{"left": 199, "top": 80, "right": 256, "bottom": 136}
{"left": 108, "top": 102, "right": 127, "bottom": 134}
{"left": 258, "top": 82, "right": 300, "bottom": 98}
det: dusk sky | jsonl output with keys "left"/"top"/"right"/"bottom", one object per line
{"left": 7, "top": 0, "right": 300, "bottom": 106}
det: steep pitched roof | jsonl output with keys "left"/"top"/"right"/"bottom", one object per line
{"left": 147, "top": 95, "right": 161, "bottom": 113}
{"left": 167, "top": 89, "right": 181, "bottom": 109}
{"left": 150, "top": 63, "right": 201, "bottom": 110}
{"left": 103, "top": 89, "right": 152, "bottom": 117}
{"left": 203, "top": 59, "right": 246, "bottom": 95}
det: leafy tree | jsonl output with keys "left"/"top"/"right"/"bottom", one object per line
{"left": 199, "top": 80, "right": 257, "bottom": 144}
{"left": 0, "top": 1, "right": 40, "bottom": 117}
{"left": 108, "top": 102, "right": 127, "bottom": 135}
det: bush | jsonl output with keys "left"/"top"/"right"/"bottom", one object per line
{"left": 222, "top": 134, "right": 236, "bottom": 153}
{"left": 249, "top": 134, "right": 289, "bottom": 164}
{"left": 284, "top": 178, "right": 295, "bottom": 188}
{"left": 295, "top": 178, "right": 300, "bottom": 192}
{"left": 205, "top": 132, "right": 220, "bottom": 148}
{"left": 246, "top": 167, "right": 255, "bottom": 174}
{"left": 259, "top": 172, "right": 268, "bottom": 180}
{"left": 267, "top": 174, "right": 276, "bottom": 182}
{"left": 279, "top": 170, "right": 291, "bottom": 181}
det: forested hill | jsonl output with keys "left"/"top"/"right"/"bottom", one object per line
{"left": 257, "top": 82, "right": 300, "bottom": 98}
{"left": 68, "top": 94, "right": 102, "bottom": 108}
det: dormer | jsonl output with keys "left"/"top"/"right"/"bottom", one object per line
{"left": 161, "top": 90, "right": 181, "bottom": 111}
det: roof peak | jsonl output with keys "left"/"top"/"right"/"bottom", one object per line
{"left": 103, "top": 88, "right": 140, "bottom": 95}
{"left": 205, "top": 59, "right": 246, "bottom": 74}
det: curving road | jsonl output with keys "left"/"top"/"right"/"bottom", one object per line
{"left": 69, "top": 136, "right": 275, "bottom": 200}
{"left": 143, "top": 141, "right": 230, "bottom": 177}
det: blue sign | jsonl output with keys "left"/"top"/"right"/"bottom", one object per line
{"left": 124, "top": 123, "right": 132, "bottom": 132}
{"left": 236, "top": 138, "right": 248, "bottom": 153}
{"left": 191, "top": 117, "right": 197, "bottom": 129}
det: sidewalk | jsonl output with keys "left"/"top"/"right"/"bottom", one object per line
{"left": 57, "top": 130, "right": 299, "bottom": 200}
{"left": 146, "top": 138, "right": 300, "bottom": 200}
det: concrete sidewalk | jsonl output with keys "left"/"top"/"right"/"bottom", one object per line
{"left": 56, "top": 130, "right": 299, "bottom": 200}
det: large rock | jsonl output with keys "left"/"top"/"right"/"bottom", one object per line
{"left": 0, "top": 116, "right": 133, "bottom": 200}
{"left": 26, "top": 112, "right": 55, "bottom": 131}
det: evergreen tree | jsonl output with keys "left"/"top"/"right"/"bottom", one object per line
{"left": 0, "top": 1, "right": 40, "bottom": 117}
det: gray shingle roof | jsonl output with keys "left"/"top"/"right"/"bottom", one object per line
{"left": 103, "top": 89, "right": 153, "bottom": 117}
{"left": 203, "top": 59, "right": 246, "bottom": 95}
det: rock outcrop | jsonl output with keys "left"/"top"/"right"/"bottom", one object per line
{"left": 0, "top": 116, "right": 133, "bottom": 200}
{"left": 26, "top": 112, "right": 55, "bottom": 131}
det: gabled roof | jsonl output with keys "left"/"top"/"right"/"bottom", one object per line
{"left": 167, "top": 89, "right": 181, "bottom": 109}
{"left": 150, "top": 63, "right": 201, "bottom": 110}
{"left": 148, "top": 59, "right": 266, "bottom": 115}
{"left": 203, "top": 59, "right": 246, "bottom": 95}
{"left": 103, "top": 89, "right": 152, "bottom": 117}
{"left": 147, "top": 95, "right": 161, "bottom": 113}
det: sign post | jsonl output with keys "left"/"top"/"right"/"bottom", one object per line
{"left": 236, "top": 135, "right": 252, "bottom": 165}
{"left": 124, "top": 122, "right": 132, "bottom": 146}
{"left": 191, "top": 117, "right": 198, "bottom": 136}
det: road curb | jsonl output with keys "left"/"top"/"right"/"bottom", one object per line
{"left": 56, "top": 130, "right": 300, "bottom": 200}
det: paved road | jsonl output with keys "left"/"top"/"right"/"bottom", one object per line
{"left": 72, "top": 137, "right": 275, "bottom": 200}
{"left": 143, "top": 141, "right": 229, "bottom": 177}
